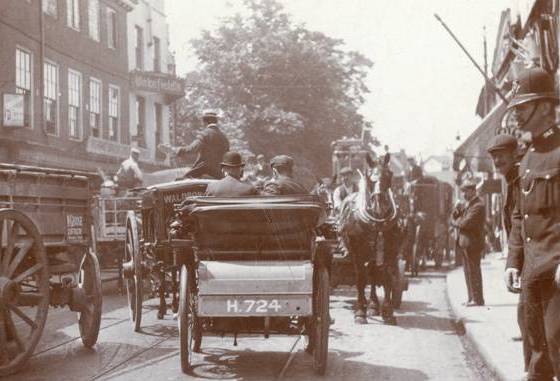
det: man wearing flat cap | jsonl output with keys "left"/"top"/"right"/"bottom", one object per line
{"left": 332, "top": 167, "right": 357, "bottom": 212}
{"left": 162, "top": 110, "right": 230, "bottom": 179}
{"left": 262, "top": 155, "right": 308, "bottom": 195}
{"left": 205, "top": 151, "right": 258, "bottom": 197}
{"left": 503, "top": 67, "right": 560, "bottom": 380}
{"left": 452, "top": 179, "right": 486, "bottom": 307}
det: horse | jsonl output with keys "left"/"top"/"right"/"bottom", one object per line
{"left": 338, "top": 153, "right": 400, "bottom": 325}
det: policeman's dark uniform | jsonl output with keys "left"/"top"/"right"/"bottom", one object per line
{"left": 177, "top": 112, "right": 230, "bottom": 179}
{"left": 487, "top": 134, "right": 530, "bottom": 369}
{"left": 506, "top": 68, "right": 560, "bottom": 380}
{"left": 262, "top": 155, "right": 308, "bottom": 195}
{"left": 452, "top": 180, "right": 486, "bottom": 306}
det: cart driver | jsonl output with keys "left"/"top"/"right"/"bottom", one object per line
{"left": 205, "top": 151, "right": 258, "bottom": 197}
{"left": 115, "top": 148, "right": 143, "bottom": 192}
{"left": 158, "top": 110, "right": 230, "bottom": 179}
{"left": 332, "top": 167, "right": 357, "bottom": 212}
{"left": 262, "top": 155, "right": 308, "bottom": 195}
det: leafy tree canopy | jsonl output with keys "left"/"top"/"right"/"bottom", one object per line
{"left": 176, "top": 0, "right": 373, "bottom": 183}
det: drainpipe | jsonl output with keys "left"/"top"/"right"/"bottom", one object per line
{"left": 39, "top": 0, "right": 46, "bottom": 135}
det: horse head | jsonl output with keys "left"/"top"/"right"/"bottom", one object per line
{"left": 356, "top": 152, "right": 397, "bottom": 225}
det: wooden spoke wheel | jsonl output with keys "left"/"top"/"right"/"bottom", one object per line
{"left": 178, "top": 265, "right": 201, "bottom": 373}
{"left": 0, "top": 209, "right": 50, "bottom": 377}
{"left": 124, "top": 212, "right": 143, "bottom": 332}
{"left": 77, "top": 249, "right": 102, "bottom": 348}
{"left": 312, "top": 267, "right": 330, "bottom": 375}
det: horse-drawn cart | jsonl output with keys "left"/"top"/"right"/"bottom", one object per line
{"left": 406, "top": 176, "right": 453, "bottom": 276}
{"left": 0, "top": 163, "right": 102, "bottom": 376}
{"left": 122, "top": 178, "right": 212, "bottom": 331}
{"left": 175, "top": 196, "right": 331, "bottom": 374}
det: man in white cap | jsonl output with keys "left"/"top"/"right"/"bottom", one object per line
{"left": 116, "top": 147, "right": 143, "bottom": 191}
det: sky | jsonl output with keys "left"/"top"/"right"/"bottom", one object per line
{"left": 166, "top": 0, "right": 516, "bottom": 158}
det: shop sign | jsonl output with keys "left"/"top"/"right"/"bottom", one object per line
{"left": 130, "top": 71, "right": 185, "bottom": 97}
{"left": 3, "top": 93, "right": 25, "bottom": 127}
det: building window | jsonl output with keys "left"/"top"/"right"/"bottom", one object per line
{"left": 155, "top": 102, "right": 163, "bottom": 148}
{"left": 135, "top": 26, "right": 143, "bottom": 70}
{"left": 107, "top": 7, "right": 117, "bottom": 49}
{"left": 89, "top": 78, "right": 101, "bottom": 138}
{"left": 43, "top": 62, "right": 58, "bottom": 135}
{"left": 108, "top": 85, "right": 119, "bottom": 141}
{"left": 135, "top": 96, "right": 146, "bottom": 147}
{"left": 153, "top": 36, "right": 162, "bottom": 72}
{"left": 66, "top": 0, "right": 80, "bottom": 30}
{"left": 88, "top": 0, "right": 100, "bottom": 41}
{"left": 15, "top": 48, "right": 32, "bottom": 128}
{"left": 68, "top": 70, "right": 82, "bottom": 139}
{"left": 42, "top": 0, "right": 57, "bottom": 17}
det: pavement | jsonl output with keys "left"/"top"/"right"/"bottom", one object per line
{"left": 446, "top": 253, "right": 526, "bottom": 381}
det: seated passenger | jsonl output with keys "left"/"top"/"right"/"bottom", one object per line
{"left": 262, "top": 155, "right": 308, "bottom": 195}
{"left": 332, "top": 167, "right": 357, "bottom": 212}
{"left": 205, "top": 151, "right": 258, "bottom": 197}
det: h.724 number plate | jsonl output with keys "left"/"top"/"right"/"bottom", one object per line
{"left": 197, "top": 295, "right": 312, "bottom": 316}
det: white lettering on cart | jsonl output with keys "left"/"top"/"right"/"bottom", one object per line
{"left": 226, "top": 299, "right": 239, "bottom": 313}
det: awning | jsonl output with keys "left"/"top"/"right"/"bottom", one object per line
{"left": 453, "top": 100, "right": 508, "bottom": 173}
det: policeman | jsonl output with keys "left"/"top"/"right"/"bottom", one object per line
{"left": 262, "top": 155, "right": 308, "bottom": 195}
{"left": 332, "top": 167, "right": 357, "bottom": 212}
{"left": 176, "top": 110, "right": 230, "bottom": 179}
{"left": 487, "top": 134, "right": 530, "bottom": 367}
{"left": 504, "top": 67, "right": 560, "bottom": 380}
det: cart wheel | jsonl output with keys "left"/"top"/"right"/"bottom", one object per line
{"left": 77, "top": 249, "right": 102, "bottom": 348}
{"left": 178, "top": 265, "right": 200, "bottom": 373}
{"left": 0, "top": 209, "right": 50, "bottom": 377}
{"left": 124, "top": 212, "right": 143, "bottom": 332}
{"left": 312, "top": 267, "right": 330, "bottom": 375}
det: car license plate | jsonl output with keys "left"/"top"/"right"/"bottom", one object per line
{"left": 198, "top": 295, "right": 312, "bottom": 316}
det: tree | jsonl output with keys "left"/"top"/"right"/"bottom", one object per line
{"left": 176, "top": 0, "right": 373, "bottom": 183}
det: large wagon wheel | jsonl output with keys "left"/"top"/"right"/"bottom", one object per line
{"left": 0, "top": 209, "right": 50, "bottom": 377}
{"left": 312, "top": 267, "right": 330, "bottom": 375}
{"left": 178, "top": 265, "right": 201, "bottom": 373}
{"left": 124, "top": 212, "right": 143, "bottom": 332}
{"left": 77, "top": 244, "right": 102, "bottom": 348}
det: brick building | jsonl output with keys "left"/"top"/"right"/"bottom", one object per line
{"left": 0, "top": 0, "right": 134, "bottom": 173}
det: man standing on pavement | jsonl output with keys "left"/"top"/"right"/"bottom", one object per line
{"left": 487, "top": 134, "right": 530, "bottom": 369}
{"left": 205, "top": 151, "right": 258, "bottom": 197}
{"left": 166, "top": 110, "right": 230, "bottom": 179}
{"left": 332, "top": 167, "right": 357, "bottom": 212}
{"left": 115, "top": 147, "right": 143, "bottom": 192}
{"left": 452, "top": 180, "right": 486, "bottom": 307}
{"left": 503, "top": 67, "right": 560, "bottom": 381}
{"left": 262, "top": 155, "right": 308, "bottom": 195}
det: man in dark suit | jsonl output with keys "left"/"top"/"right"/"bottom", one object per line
{"left": 176, "top": 110, "right": 230, "bottom": 179}
{"left": 452, "top": 180, "right": 486, "bottom": 306}
{"left": 205, "top": 151, "right": 258, "bottom": 197}
{"left": 504, "top": 67, "right": 560, "bottom": 380}
{"left": 262, "top": 155, "right": 308, "bottom": 195}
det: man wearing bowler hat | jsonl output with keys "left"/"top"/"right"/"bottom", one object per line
{"left": 487, "top": 134, "right": 531, "bottom": 368}
{"left": 452, "top": 179, "right": 486, "bottom": 307}
{"left": 169, "top": 110, "right": 230, "bottom": 179}
{"left": 205, "top": 151, "right": 258, "bottom": 197}
{"left": 503, "top": 67, "right": 560, "bottom": 380}
{"left": 262, "top": 155, "right": 308, "bottom": 195}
